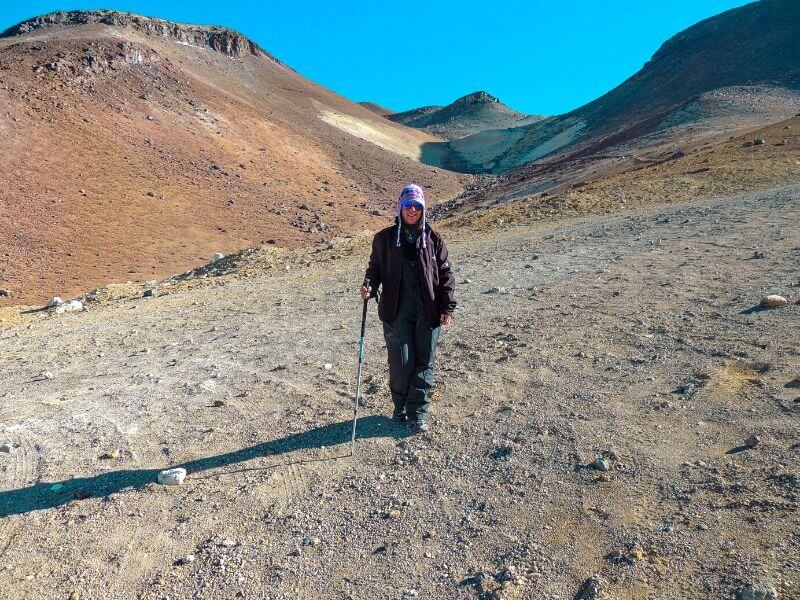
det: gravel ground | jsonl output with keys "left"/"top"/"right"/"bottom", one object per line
{"left": 0, "top": 186, "right": 798, "bottom": 599}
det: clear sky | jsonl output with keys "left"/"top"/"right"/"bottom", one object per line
{"left": 0, "top": 0, "right": 754, "bottom": 115}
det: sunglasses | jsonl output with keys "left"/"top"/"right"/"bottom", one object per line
{"left": 401, "top": 200, "right": 423, "bottom": 211}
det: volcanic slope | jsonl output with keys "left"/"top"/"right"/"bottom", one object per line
{"left": 0, "top": 10, "right": 466, "bottom": 307}
{"left": 389, "top": 91, "right": 543, "bottom": 140}
{"left": 439, "top": 0, "right": 800, "bottom": 174}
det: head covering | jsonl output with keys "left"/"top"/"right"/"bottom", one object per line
{"left": 396, "top": 184, "right": 426, "bottom": 248}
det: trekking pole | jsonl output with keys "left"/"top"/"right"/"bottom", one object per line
{"left": 351, "top": 279, "right": 370, "bottom": 456}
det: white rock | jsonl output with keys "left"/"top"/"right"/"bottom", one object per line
{"left": 157, "top": 467, "right": 187, "bottom": 486}
{"left": 760, "top": 295, "right": 789, "bottom": 308}
{"left": 42, "top": 371, "right": 54, "bottom": 380}
{"left": 54, "top": 300, "right": 84, "bottom": 314}
{"left": 210, "top": 252, "right": 225, "bottom": 263}
{"left": 324, "top": 363, "right": 333, "bottom": 370}
{"left": 737, "top": 580, "right": 779, "bottom": 600}
{"left": 45, "top": 297, "right": 64, "bottom": 308}
{"left": 221, "top": 539, "right": 236, "bottom": 547}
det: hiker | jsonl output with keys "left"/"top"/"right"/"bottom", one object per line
{"left": 361, "top": 184, "right": 456, "bottom": 433}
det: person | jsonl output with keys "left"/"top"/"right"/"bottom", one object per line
{"left": 361, "top": 184, "right": 456, "bottom": 434}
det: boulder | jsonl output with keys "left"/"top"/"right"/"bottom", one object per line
{"left": 760, "top": 295, "right": 789, "bottom": 308}
{"left": 744, "top": 434, "right": 761, "bottom": 448}
{"left": 737, "top": 580, "right": 778, "bottom": 600}
{"left": 54, "top": 300, "right": 84, "bottom": 314}
{"left": 157, "top": 467, "right": 187, "bottom": 486}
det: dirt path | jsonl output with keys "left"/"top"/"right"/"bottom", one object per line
{"left": 0, "top": 186, "right": 798, "bottom": 599}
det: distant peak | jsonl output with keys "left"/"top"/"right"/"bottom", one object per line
{"left": 1, "top": 10, "right": 269, "bottom": 58}
{"left": 452, "top": 91, "right": 502, "bottom": 105}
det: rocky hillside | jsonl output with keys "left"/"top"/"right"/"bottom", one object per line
{"left": 389, "top": 91, "right": 543, "bottom": 140}
{"left": 441, "top": 0, "right": 800, "bottom": 173}
{"left": 0, "top": 10, "right": 466, "bottom": 307}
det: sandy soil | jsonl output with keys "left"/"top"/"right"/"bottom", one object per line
{"left": 1, "top": 185, "right": 797, "bottom": 599}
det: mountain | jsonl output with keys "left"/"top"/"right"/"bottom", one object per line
{"left": 440, "top": 0, "right": 800, "bottom": 173}
{"left": 389, "top": 91, "right": 544, "bottom": 140}
{"left": 0, "top": 10, "right": 465, "bottom": 306}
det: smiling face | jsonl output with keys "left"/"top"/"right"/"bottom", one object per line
{"left": 400, "top": 201, "right": 423, "bottom": 227}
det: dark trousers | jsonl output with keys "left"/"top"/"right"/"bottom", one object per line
{"left": 383, "top": 316, "right": 441, "bottom": 420}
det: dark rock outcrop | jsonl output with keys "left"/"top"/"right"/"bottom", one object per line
{"left": 1, "top": 10, "right": 268, "bottom": 58}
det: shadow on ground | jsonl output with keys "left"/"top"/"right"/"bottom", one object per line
{"left": 0, "top": 416, "right": 405, "bottom": 518}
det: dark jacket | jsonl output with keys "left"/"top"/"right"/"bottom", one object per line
{"left": 364, "top": 219, "right": 456, "bottom": 327}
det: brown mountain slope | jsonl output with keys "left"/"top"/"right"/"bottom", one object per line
{"left": 0, "top": 11, "right": 466, "bottom": 307}
{"left": 439, "top": 0, "right": 800, "bottom": 173}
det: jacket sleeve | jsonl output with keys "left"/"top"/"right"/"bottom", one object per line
{"left": 435, "top": 235, "right": 456, "bottom": 314}
{"left": 363, "top": 233, "right": 382, "bottom": 296}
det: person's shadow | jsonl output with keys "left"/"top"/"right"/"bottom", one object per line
{"left": 0, "top": 416, "right": 406, "bottom": 518}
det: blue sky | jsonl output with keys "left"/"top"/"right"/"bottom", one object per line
{"left": 0, "top": 0, "right": 754, "bottom": 115}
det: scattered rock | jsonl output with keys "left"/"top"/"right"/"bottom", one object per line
{"left": 736, "top": 580, "right": 778, "bottom": 600}
{"left": 45, "top": 297, "right": 64, "bottom": 308}
{"left": 590, "top": 458, "right": 611, "bottom": 472}
{"left": 175, "top": 554, "right": 195, "bottom": 566}
{"left": 147, "top": 191, "right": 156, "bottom": 197}
{"left": 753, "top": 138, "right": 765, "bottom": 146}
{"left": 210, "top": 252, "right": 225, "bottom": 264}
{"left": 670, "top": 150, "right": 685, "bottom": 159}
{"left": 157, "top": 468, "right": 187, "bottom": 486}
{"left": 0, "top": 289, "right": 11, "bottom": 297}
{"left": 324, "top": 363, "right": 333, "bottom": 370}
{"left": 143, "top": 288, "right": 158, "bottom": 297}
{"left": 744, "top": 434, "right": 761, "bottom": 448}
{"left": 576, "top": 575, "right": 608, "bottom": 600}
{"left": 760, "top": 295, "right": 789, "bottom": 308}
{"left": 54, "top": 300, "right": 84, "bottom": 314}
{"left": 0, "top": 443, "right": 12, "bottom": 454}
{"left": 742, "top": 141, "right": 754, "bottom": 148}
{"left": 212, "top": 399, "right": 226, "bottom": 407}
{"left": 99, "top": 449, "right": 120, "bottom": 460}
{"left": 486, "top": 287, "right": 507, "bottom": 294}
{"left": 221, "top": 539, "right": 237, "bottom": 548}
{"left": 41, "top": 371, "right": 55, "bottom": 380}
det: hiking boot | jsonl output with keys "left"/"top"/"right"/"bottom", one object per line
{"left": 409, "top": 419, "right": 429, "bottom": 434}
{"left": 392, "top": 408, "right": 408, "bottom": 423}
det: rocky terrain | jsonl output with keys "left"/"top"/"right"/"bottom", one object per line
{"left": 432, "top": 111, "right": 800, "bottom": 226}
{"left": 388, "top": 91, "right": 543, "bottom": 141}
{"left": 0, "top": 10, "right": 466, "bottom": 308}
{"left": 0, "top": 183, "right": 798, "bottom": 599}
{"left": 434, "top": 0, "right": 800, "bottom": 173}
